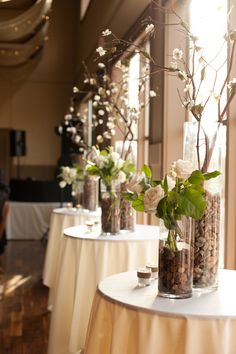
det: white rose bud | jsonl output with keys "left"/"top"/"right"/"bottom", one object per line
{"left": 175, "top": 159, "right": 194, "bottom": 179}
{"left": 144, "top": 185, "right": 164, "bottom": 212}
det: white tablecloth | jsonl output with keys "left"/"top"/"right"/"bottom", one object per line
{"left": 84, "top": 269, "right": 236, "bottom": 354}
{"left": 47, "top": 224, "right": 159, "bottom": 354}
{"left": 6, "top": 201, "right": 60, "bottom": 240}
{"left": 43, "top": 207, "right": 101, "bottom": 308}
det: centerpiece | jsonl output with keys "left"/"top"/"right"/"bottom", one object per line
{"left": 59, "top": 165, "right": 84, "bottom": 207}
{"left": 86, "top": 146, "right": 135, "bottom": 235}
{"left": 123, "top": 160, "right": 219, "bottom": 298}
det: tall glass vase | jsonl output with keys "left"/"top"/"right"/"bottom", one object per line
{"left": 83, "top": 175, "right": 99, "bottom": 211}
{"left": 71, "top": 180, "right": 84, "bottom": 208}
{"left": 120, "top": 183, "right": 136, "bottom": 231}
{"left": 158, "top": 217, "right": 193, "bottom": 299}
{"left": 100, "top": 180, "right": 120, "bottom": 235}
{"left": 192, "top": 185, "right": 220, "bottom": 290}
{"left": 183, "top": 121, "right": 225, "bottom": 292}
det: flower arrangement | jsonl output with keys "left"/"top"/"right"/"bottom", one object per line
{"left": 59, "top": 165, "right": 84, "bottom": 196}
{"left": 123, "top": 160, "right": 220, "bottom": 249}
{"left": 85, "top": 146, "right": 135, "bottom": 188}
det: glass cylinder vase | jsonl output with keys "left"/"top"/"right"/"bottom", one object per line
{"left": 71, "top": 180, "right": 84, "bottom": 208}
{"left": 120, "top": 183, "right": 136, "bottom": 232}
{"left": 100, "top": 180, "right": 120, "bottom": 235}
{"left": 183, "top": 121, "right": 225, "bottom": 292}
{"left": 192, "top": 182, "right": 220, "bottom": 291}
{"left": 158, "top": 217, "right": 193, "bottom": 299}
{"left": 83, "top": 175, "right": 99, "bottom": 211}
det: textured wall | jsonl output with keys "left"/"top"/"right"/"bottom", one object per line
{"left": 0, "top": 0, "right": 78, "bottom": 179}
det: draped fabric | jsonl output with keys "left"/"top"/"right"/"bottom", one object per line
{"left": 84, "top": 270, "right": 236, "bottom": 354}
{"left": 47, "top": 224, "right": 159, "bottom": 354}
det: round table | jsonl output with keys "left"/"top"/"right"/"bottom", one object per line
{"left": 84, "top": 269, "right": 236, "bottom": 354}
{"left": 43, "top": 207, "right": 101, "bottom": 308}
{"left": 47, "top": 224, "right": 159, "bottom": 354}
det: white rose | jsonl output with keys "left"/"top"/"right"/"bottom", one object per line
{"left": 175, "top": 159, "right": 194, "bottom": 179}
{"left": 117, "top": 171, "right": 126, "bottom": 183}
{"left": 125, "top": 172, "right": 144, "bottom": 194}
{"left": 144, "top": 185, "right": 164, "bottom": 212}
{"left": 59, "top": 180, "right": 66, "bottom": 189}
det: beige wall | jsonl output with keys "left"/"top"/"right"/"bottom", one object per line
{"left": 0, "top": 0, "right": 78, "bottom": 179}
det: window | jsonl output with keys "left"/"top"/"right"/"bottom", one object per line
{"left": 163, "top": 0, "right": 236, "bottom": 268}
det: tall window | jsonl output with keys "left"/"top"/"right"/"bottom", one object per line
{"left": 187, "top": 0, "right": 228, "bottom": 266}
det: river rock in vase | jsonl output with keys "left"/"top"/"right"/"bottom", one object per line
{"left": 158, "top": 218, "right": 193, "bottom": 299}
{"left": 101, "top": 181, "right": 120, "bottom": 235}
{"left": 193, "top": 190, "right": 220, "bottom": 291}
{"left": 83, "top": 175, "right": 99, "bottom": 211}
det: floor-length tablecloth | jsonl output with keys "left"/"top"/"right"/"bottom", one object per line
{"left": 84, "top": 269, "right": 236, "bottom": 354}
{"left": 43, "top": 207, "right": 101, "bottom": 308}
{"left": 6, "top": 201, "right": 60, "bottom": 240}
{"left": 47, "top": 224, "right": 159, "bottom": 354}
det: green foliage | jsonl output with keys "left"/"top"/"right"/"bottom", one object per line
{"left": 132, "top": 195, "right": 145, "bottom": 211}
{"left": 141, "top": 164, "right": 152, "bottom": 179}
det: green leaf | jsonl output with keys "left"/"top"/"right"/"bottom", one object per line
{"left": 100, "top": 149, "right": 108, "bottom": 156}
{"left": 121, "top": 192, "right": 136, "bottom": 201}
{"left": 86, "top": 166, "right": 100, "bottom": 176}
{"left": 132, "top": 197, "right": 144, "bottom": 212}
{"left": 203, "top": 170, "right": 221, "bottom": 180}
{"left": 156, "top": 196, "right": 167, "bottom": 219}
{"left": 163, "top": 176, "right": 168, "bottom": 194}
{"left": 141, "top": 165, "right": 152, "bottom": 179}
{"left": 179, "top": 188, "right": 206, "bottom": 219}
{"left": 188, "top": 170, "right": 205, "bottom": 185}
{"left": 123, "top": 161, "right": 136, "bottom": 174}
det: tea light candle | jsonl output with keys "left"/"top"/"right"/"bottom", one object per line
{"left": 66, "top": 203, "right": 72, "bottom": 209}
{"left": 76, "top": 203, "right": 81, "bottom": 209}
{"left": 137, "top": 268, "right": 152, "bottom": 287}
{"left": 146, "top": 263, "right": 158, "bottom": 279}
{"left": 85, "top": 220, "right": 94, "bottom": 232}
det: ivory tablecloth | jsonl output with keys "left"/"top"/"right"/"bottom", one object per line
{"left": 47, "top": 224, "right": 159, "bottom": 354}
{"left": 43, "top": 207, "right": 101, "bottom": 308}
{"left": 84, "top": 269, "right": 236, "bottom": 354}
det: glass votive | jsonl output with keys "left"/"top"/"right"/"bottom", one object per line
{"left": 66, "top": 202, "right": 72, "bottom": 209}
{"left": 85, "top": 220, "right": 94, "bottom": 233}
{"left": 137, "top": 268, "right": 152, "bottom": 287}
{"left": 76, "top": 203, "right": 81, "bottom": 209}
{"left": 146, "top": 263, "right": 158, "bottom": 279}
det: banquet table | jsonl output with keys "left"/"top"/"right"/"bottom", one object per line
{"left": 6, "top": 201, "right": 61, "bottom": 240}
{"left": 43, "top": 207, "right": 101, "bottom": 308}
{"left": 84, "top": 269, "right": 236, "bottom": 354}
{"left": 47, "top": 224, "right": 159, "bottom": 354}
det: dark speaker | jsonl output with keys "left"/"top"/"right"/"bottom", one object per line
{"left": 10, "top": 130, "right": 26, "bottom": 157}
